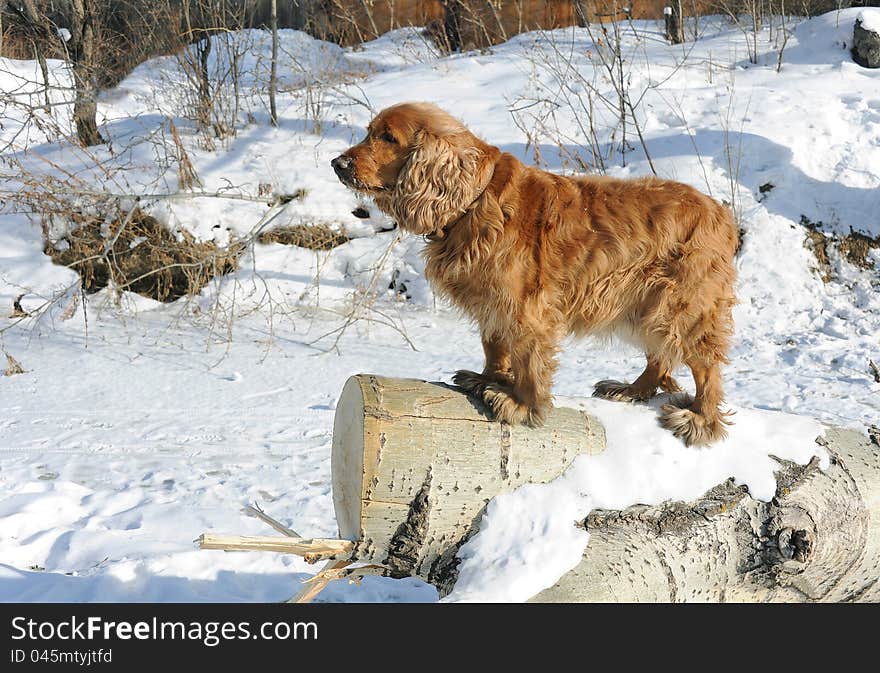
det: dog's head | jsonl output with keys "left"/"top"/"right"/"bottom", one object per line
{"left": 331, "top": 102, "right": 496, "bottom": 236}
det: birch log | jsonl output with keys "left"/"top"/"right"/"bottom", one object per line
{"left": 331, "top": 375, "right": 605, "bottom": 584}
{"left": 332, "top": 377, "right": 880, "bottom": 601}
{"left": 530, "top": 427, "right": 880, "bottom": 602}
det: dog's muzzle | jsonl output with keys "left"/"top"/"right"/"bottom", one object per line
{"left": 331, "top": 155, "right": 354, "bottom": 182}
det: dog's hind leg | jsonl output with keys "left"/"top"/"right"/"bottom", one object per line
{"left": 594, "top": 356, "right": 681, "bottom": 402}
{"left": 655, "top": 200, "right": 736, "bottom": 446}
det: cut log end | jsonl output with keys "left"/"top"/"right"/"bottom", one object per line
{"left": 330, "top": 374, "right": 606, "bottom": 582}
{"left": 332, "top": 376, "right": 367, "bottom": 541}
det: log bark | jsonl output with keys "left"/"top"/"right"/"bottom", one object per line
{"left": 333, "top": 377, "right": 880, "bottom": 602}
{"left": 16, "top": 1, "right": 53, "bottom": 112}
{"left": 331, "top": 375, "right": 605, "bottom": 586}
{"left": 202, "top": 373, "right": 879, "bottom": 602}
{"left": 531, "top": 427, "right": 880, "bottom": 602}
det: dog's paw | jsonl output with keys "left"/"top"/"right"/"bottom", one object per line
{"left": 661, "top": 392, "right": 695, "bottom": 409}
{"left": 658, "top": 403, "right": 728, "bottom": 447}
{"left": 453, "top": 370, "right": 488, "bottom": 396}
{"left": 592, "top": 379, "right": 655, "bottom": 402}
{"left": 481, "top": 384, "right": 546, "bottom": 427}
{"left": 593, "top": 379, "right": 635, "bottom": 402}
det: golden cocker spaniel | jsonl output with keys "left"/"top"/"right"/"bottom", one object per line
{"left": 332, "top": 102, "right": 738, "bottom": 445}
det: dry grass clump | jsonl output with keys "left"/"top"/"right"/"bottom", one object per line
{"left": 838, "top": 230, "right": 880, "bottom": 271}
{"left": 800, "top": 215, "right": 879, "bottom": 283}
{"left": 257, "top": 223, "right": 349, "bottom": 251}
{"left": 44, "top": 208, "right": 243, "bottom": 302}
{"left": 802, "top": 226, "right": 832, "bottom": 283}
{"left": 4, "top": 353, "right": 26, "bottom": 377}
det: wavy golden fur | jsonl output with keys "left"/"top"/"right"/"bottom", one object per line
{"left": 332, "top": 102, "right": 738, "bottom": 445}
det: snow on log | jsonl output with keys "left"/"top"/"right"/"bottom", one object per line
{"left": 331, "top": 374, "right": 605, "bottom": 583}
{"left": 530, "top": 427, "right": 880, "bottom": 602}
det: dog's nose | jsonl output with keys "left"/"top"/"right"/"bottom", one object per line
{"left": 331, "top": 155, "right": 352, "bottom": 175}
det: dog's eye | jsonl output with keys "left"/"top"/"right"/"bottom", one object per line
{"left": 380, "top": 131, "right": 397, "bottom": 144}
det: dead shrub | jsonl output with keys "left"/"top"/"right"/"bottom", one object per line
{"left": 257, "top": 223, "right": 349, "bottom": 251}
{"left": 44, "top": 207, "right": 243, "bottom": 302}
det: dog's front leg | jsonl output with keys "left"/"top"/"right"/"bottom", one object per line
{"left": 453, "top": 333, "right": 514, "bottom": 396}
{"left": 480, "top": 336, "right": 514, "bottom": 383}
{"left": 480, "top": 327, "right": 558, "bottom": 428}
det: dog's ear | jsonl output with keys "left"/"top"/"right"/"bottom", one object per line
{"left": 390, "top": 130, "right": 482, "bottom": 235}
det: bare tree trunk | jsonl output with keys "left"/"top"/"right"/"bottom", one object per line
{"left": 572, "top": 0, "right": 589, "bottom": 27}
{"left": 289, "top": 0, "right": 305, "bottom": 30}
{"left": 441, "top": 0, "right": 462, "bottom": 52}
{"left": 197, "top": 33, "right": 212, "bottom": 131}
{"left": 181, "top": 1, "right": 214, "bottom": 135}
{"left": 0, "top": 0, "right": 5, "bottom": 58}
{"left": 269, "top": 0, "right": 278, "bottom": 126}
{"left": 664, "top": 2, "right": 684, "bottom": 45}
{"left": 19, "top": 0, "right": 53, "bottom": 112}
{"left": 69, "top": 0, "right": 105, "bottom": 146}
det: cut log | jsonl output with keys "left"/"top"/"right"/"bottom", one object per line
{"left": 331, "top": 375, "right": 605, "bottom": 584}
{"left": 530, "top": 428, "right": 880, "bottom": 602}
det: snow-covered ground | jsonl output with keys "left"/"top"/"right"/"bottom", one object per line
{"left": 1, "top": 11, "right": 878, "bottom": 602}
